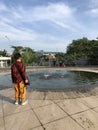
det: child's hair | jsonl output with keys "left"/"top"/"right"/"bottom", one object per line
{"left": 14, "top": 53, "right": 22, "bottom": 60}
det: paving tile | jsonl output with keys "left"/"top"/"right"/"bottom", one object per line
{"left": 3, "top": 96, "right": 14, "bottom": 104}
{"left": 34, "top": 103, "right": 67, "bottom": 124}
{"left": 72, "top": 110, "right": 98, "bottom": 130}
{"left": 0, "top": 117, "right": 5, "bottom": 130}
{"left": 0, "top": 96, "right": 3, "bottom": 118}
{"left": 77, "top": 96, "right": 98, "bottom": 108}
{"left": 52, "top": 99, "right": 65, "bottom": 103}
{"left": 0, "top": 105, "right": 3, "bottom": 118}
{"left": 90, "top": 87, "right": 98, "bottom": 95}
{"left": 44, "top": 116, "right": 84, "bottom": 130}
{"left": 4, "top": 110, "right": 40, "bottom": 130}
{"left": 0, "top": 88, "right": 14, "bottom": 97}
{"left": 77, "top": 92, "right": 89, "bottom": 98}
{"left": 29, "top": 91, "right": 45, "bottom": 100}
{"left": 57, "top": 99, "right": 89, "bottom": 115}
{"left": 45, "top": 91, "right": 65, "bottom": 100}
{"left": 62, "top": 91, "right": 84, "bottom": 99}
{"left": 3, "top": 102, "right": 31, "bottom": 116}
{"left": 0, "top": 89, "right": 10, "bottom": 95}
{"left": 81, "top": 92, "right": 91, "bottom": 97}
{"left": 65, "top": 91, "right": 79, "bottom": 99}
{"left": 2, "top": 91, "right": 30, "bottom": 104}
{"left": 93, "top": 107, "right": 98, "bottom": 113}
{"left": 73, "top": 91, "right": 87, "bottom": 98}
{"left": 26, "top": 91, "right": 31, "bottom": 99}
{"left": 31, "top": 126, "right": 44, "bottom": 130}
{"left": 29, "top": 99, "right": 52, "bottom": 108}
{"left": 95, "top": 95, "right": 98, "bottom": 98}
{"left": 0, "top": 93, "right": 3, "bottom": 99}
{"left": 61, "top": 92, "right": 69, "bottom": 99}
{"left": 0, "top": 97, "right": 3, "bottom": 105}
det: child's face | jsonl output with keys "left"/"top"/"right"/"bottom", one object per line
{"left": 17, "top": 57, "right": 22, "bottom": 62}
{"left": 19, "top": 57, "right": 22, "bottom": 61}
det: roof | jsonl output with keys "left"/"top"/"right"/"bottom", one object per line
{"left": 0, "top": 57, "right": 11, "bottom": 60}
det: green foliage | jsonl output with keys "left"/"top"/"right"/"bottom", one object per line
{"left": 11, "top": 46, "right": 23, "bottom": 54}
{"left": 1, "top": 37, "right": 98, "bottom": 66}
{"left": 11, "top": 46, "right": 40, "bottom": 65}
{"left": 66, "top": 37, "right": 98, "bottom": 65}
{"left": 0, "top": 50, "right": 8, "bottom": 56}
{"left": 22, "top": 47, "right": 36, "bottom": 65}
{"left": 55, "top": 53, "right": 65, "bottom": 62}
{"left": 67, "top": 37, "right": 90, "bottom": 57}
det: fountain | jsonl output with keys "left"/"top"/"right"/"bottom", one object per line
{"left": 28, "top": 70, "right": 98, "bottom": 90}
{"left": 0, "top": 70, "right": 98, "bottom": 91}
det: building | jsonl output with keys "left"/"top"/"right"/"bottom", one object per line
{"left": 0, "top": 57, "right": 11, "bottom": 68}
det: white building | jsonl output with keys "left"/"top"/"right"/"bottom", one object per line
{"left": 0, "top": 57, "right": 11, "bottom": 68}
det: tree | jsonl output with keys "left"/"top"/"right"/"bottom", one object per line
{"left": 66, "top": 37, "right": 90, "bottom": 58}
{"left": 22, "top": 47, "right": 36, "bottom": 65}
{"left": 55, "top": 53, "right": 65, "bottom": 62}
{"left": 66, "top": 37, "right": 98, "bottom": 65}
{"left": 11, "top": 46, "right": 24, "bottom": 63}
{"left": 88, "top": 40, "right": 98, "bottom": 64}
{"left": 11, "top": 46, "right": 40, "bottom": 65}
{"left": 11, "top": 46, "right": 23, "bottom": 54}
{"left": 0, "top": 49, "right": 8, "bottom": 56}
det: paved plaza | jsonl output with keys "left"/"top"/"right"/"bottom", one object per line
{"left": 0, "top": 67, "right": 98, "bottom": 130}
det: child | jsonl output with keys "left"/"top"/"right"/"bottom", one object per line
{"left": 11, "top": 53, "right": 28, "bottom": 105}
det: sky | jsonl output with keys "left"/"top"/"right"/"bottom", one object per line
{"left": 0, "top": 0, "right": 98, "bottom": 53}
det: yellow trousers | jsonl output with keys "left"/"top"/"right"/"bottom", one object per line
{"left": 14, "top": 81, "right": 27, "bottom": 101}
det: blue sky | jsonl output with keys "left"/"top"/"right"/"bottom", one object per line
{"left": 0, "top": 0, "right": 98, "bottom": 53}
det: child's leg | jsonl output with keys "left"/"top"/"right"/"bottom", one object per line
{"left": 19, "top": 81, "right": 27, "bottom": 101}
{"left": 14, "top": 83, "right": 20, "bottom": 101}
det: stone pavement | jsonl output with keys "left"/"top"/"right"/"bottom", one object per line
{"left": 0, "top": 87, "right": 98, "bottom": 130}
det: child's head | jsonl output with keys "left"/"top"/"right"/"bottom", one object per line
{"left": 14, "top": 53, "right": 22, "bottom": 60}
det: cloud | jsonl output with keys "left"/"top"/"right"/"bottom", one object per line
{"left": 87, "top": 0, "right": 98, "bottom": 16}
{"left": 0, "top": 2, "right": 7, "bottom": 11}
{"left": 0, "top": 22, "right": 37, "bottom": 41}
{"left": 16, "top": 3, "right": 73, "bottom": 21}
{"left": 27, "top": 41, "right": 67, "bottom": 52}
{"left": 0, "top": 1, "right": 91, "bottom": 52}
{"left": 86, "top": 7, "right": 98, "bottom": 17}
{"left": 0, "top": 2, "right": 80, "bottom": 40}
{"left": 90, "top": 0, "right": 98, "bottom": 8}
{"left": 0, "top": 2, "right": 80, "bottom": 31}
{"left": 21, "top": 3, "right": 82, "bottom": 32}
{"left": 90, "top": 8, "right": 98, "bottom": 16}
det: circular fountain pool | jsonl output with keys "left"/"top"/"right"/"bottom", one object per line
{"left": 28, "top": 70, "right": 98, "bottom": 90}
{"left": 0, "top": 70, "right": 98, "bottom": 90}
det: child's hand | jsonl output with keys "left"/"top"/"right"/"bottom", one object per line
{"left": 25, "top": 79, "right": 29, "bottom": 83}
